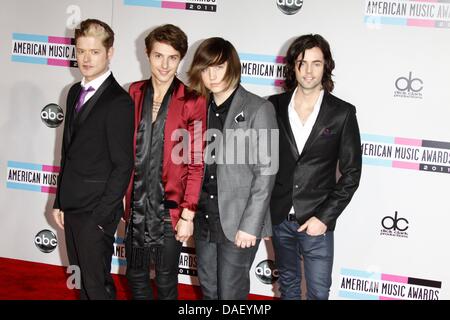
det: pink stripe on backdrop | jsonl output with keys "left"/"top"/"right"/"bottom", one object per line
{"left": 274, "top": 79, "right": 285, "bottom": 87}
{"left": 275, "top": 56, "right": 285, "bottom": 63}
{"left": 380, "top": 296, "right": 401, "bottom": 300}
{"left": 382, "top": 273, "right": 408, "bottom": 283}
{"left": 48, "top": 36, "right": 72, "bottom": 44}
{"left": 407, "top": 19, "right": 435, "bottom": 28}
{"left": 42, "top": 165, "right": 60, "bottom": 173}
{"left": 48, "top": 59, "right": 70, "bottom": 67}
{"left": 394, "top": 137, "right": 422, "bottom": 146}
{"left": 161, "top": 1, "right": 185, "bottom": 9}
{"left": 392, "top": 161, "right": 420, "bottom": 170}
{"left": 41, "top": 186, "right": 57, "bottom": 194}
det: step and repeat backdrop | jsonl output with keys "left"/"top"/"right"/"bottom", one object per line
{"left": 1, "top": 0, "right": 449, "bottom": 299}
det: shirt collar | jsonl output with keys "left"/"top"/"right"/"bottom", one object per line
{"left": 289, "top": 87, "right": 324, "bottom": 121}
{"left": 210, "top": 87, "right": 238, "bottom": 113}
{"left": 81, "top": 70, "right": 111, "bottom": 90}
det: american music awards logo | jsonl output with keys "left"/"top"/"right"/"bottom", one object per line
{"left": 123, "top": 0, "right": 218, "bottom": 12}
{"left": 364, "top": 0, "right": 450, "bottom": 29}
{"left": 339, "top": 268, "right": 441, "bottom": 300}
{"left": 11, "top": 33, "right": 77, "bottom": 68}
{"left": 178, "top": 246, "right": 198, "bottom": 276}
{"left": 112, "top": 239, "right": 198, "bottom": 275}
{"left": 361, "top": 134, "right": 450, "bottom": 174}
{"left": 112, "top": 237, "right": 126, "bottom": 266}
{"left": 6, "top": 161, "right": 59, "bottom": 194}
{"left": 239, "top": 53, "right": 286, "bottom": 87}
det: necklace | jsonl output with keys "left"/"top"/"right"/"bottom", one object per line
{"left": 152, "top": 100, "right": 162, "bottom": 114}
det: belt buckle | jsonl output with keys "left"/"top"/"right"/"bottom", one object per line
{"left": 287, "top": 213, "right": 296, "bottom": 221}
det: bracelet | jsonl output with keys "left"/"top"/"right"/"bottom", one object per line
{"left": 180, "top": 215, "right": 193, "bottom": 222}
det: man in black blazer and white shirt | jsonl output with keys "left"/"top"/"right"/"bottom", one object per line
{"left": 52, "top": 19, "right": 134, "bottom": 299}
{"left": 269, "top": 34, "right": 362, "bottom": 300}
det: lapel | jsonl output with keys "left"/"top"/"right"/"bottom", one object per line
{"left": 136, "top": 80, "right": 147, "bottom": 124}
{"left": 214, "top": 86, "right": 245, "bottom": 165}
{"left": 277, "top": 91, "right": 300, "bottom": 159}
{"left": 65, "top": 83, "right": 81, "bottom": 148}
{"left": 77, "top": 73, "right": 114, "bottom": 125}
{"left": 223, "top": 85, "right": 246, "bottom": 131}
{"left": 162, "top": 77, "right": 181, "bottom": 126}
{"left": 299, "top": 91, "right": 333, "bottom": 159}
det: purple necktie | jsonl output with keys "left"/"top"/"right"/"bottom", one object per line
{"left": 75, "top": 86, "right": 95, "bottom": 112}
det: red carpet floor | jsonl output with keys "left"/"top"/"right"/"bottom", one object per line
{"left": 0, "top": 257, "right": 272, "bottom": 300}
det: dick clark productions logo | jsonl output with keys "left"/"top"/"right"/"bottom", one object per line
{"left": 277, "top": 0, "right": 303, "bottom": 15}
{"left": 380, "top": 211, "right": 409, "bottom": 239}
{"left": 382, "top": 211, "right": 409, "bottom": 231}
{"left": 394, "top": 72, "right": 423, "bottom": 99}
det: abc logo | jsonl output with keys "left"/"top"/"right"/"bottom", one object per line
{"left": 34, "top": 229, "right": 58, "bottom": 253}
{"left": 41, "top": 104, "right": 64, "bottom": 128}
{"left": 255, "top": 260, "right": 279, "bottom": 284}
{"left": 277, "top": 0, "right": 303, "bottom": 15}
{"left": 395, "top": 72, "right": 423, "bottom": 93}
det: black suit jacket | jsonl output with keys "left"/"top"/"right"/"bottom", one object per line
{"left": 54, "top": 74, "right": 134, "bottom": 226}
{"left": 269, "top": 90, "right": 362, "bottom": 231}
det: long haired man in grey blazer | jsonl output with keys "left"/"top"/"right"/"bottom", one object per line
{"left": 187, "top": 37, "right": 279, "bottom": 299}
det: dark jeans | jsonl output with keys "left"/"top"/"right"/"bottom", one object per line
{"left": 272, "top": 219, "right": 334, "bottom": 300}
{"left": 195, "top": 237, "right": 260, "bottom": 300}
{"left": 64, "top": 210, "right": 121, "bottom": 300}
{"left": 126, "top": 220, "right": 182, "bottom": 300}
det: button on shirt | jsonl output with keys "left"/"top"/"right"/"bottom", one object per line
{"left": 195, "top": 89, "right": 237, "bottom": 243}
{"left": 288, "top": 89, "right": 324, "bottom": 214}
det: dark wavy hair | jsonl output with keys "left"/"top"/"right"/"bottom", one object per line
{"left": 144, "top": 24, "right": 188, "bottom": 59}
{"left": 284, "top": 34, "right": 335, "bottom": 92}
{"left": 187, "top": 37, "right": 241, "bottom": 97}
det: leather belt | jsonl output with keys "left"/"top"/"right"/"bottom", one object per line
{"left": 287, "top": 213, "right": 296, "bottom": 221}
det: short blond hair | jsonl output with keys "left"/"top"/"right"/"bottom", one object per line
{"left": 75, "top": 19, "right": 114, "bottom": 50}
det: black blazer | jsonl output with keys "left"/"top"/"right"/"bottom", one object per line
{"left": 269, "top": 91, "right": 362, "bottom": 231}
{"left": 54, "top": 74, "right": 134, "bottom": 226}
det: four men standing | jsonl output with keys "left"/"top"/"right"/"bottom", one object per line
{"left": 52, "top": 19, "right": 361, "bottom": 300}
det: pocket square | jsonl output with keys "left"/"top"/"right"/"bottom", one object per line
{"left": 234, "top": 111, "right": 245, "bottom": 123}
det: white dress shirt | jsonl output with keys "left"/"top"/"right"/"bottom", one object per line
{"left": 288, "top": 88, "right": 324, "bottom": 214}
{"left": 80, "top": 70, "right": 111, "bottom": 102}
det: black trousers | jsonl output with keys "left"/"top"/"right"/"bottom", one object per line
{"left": 64, "top": 210, "right": 121, "bottom": 300}
{"left": 126, "top": 220, "right": 182, "bottom": 300}
{"left": 195, "top": 237, "right": 260, "bottom": 300}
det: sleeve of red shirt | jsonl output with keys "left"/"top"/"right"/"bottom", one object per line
{"left": 179, "top": 95, "right": 207, "bottom": 212}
